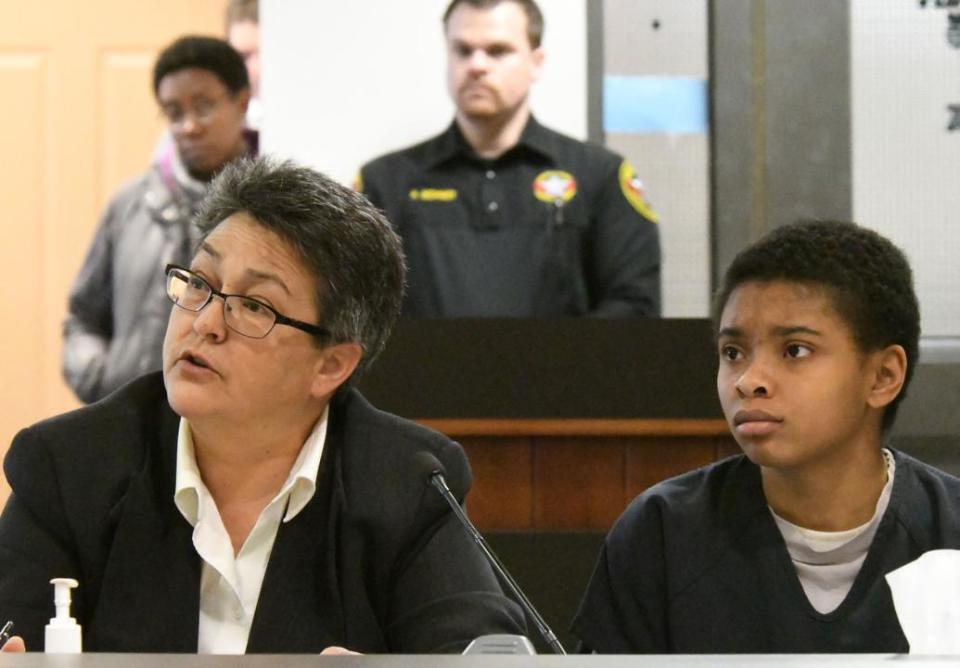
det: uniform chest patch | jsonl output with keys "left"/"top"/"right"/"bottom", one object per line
{"left": 619, "top": 161, "right": 659, "bottom": 222}
{"left": 409, "top": 188, "right": 458, "bottom": 202}
{"left": 533, "top": 170, "right": 578, "bottom": 204}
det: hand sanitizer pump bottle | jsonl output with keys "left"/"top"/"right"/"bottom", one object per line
{"left": 45, "top": 578, "right": 82, "bottom": 653}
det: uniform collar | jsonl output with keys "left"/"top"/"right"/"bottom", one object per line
{"left": 426, "top": 114, "right": 555, "bottom": 167}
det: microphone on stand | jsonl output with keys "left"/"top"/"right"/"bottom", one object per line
{"left": 414, "top": 452, "right": 567, "bottom": 655}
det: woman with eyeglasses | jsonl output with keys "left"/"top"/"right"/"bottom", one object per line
{"left": 0, "top": 158, "right": 524, "bottom": 654}
{"left": 62, "top": 36, "right": 254, "bottom": 405}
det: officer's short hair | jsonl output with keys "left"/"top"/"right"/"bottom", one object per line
{"left": 442, "top": 0, "right": 544, "bottom": 49}
{"left": 712, "top": 220, "right": 920, "bottom": 432}
{"left": 153, "top": 36, "right": 249, "bottom": 96}
{"left": 194, "top": 157, "right": 407, "bottom": 381}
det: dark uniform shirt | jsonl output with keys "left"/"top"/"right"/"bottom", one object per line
{"left": 359, "top": 116, "right": 661, "bottom": 317}
{"left": 573, "top": 451, "right": 960, "bottom": 654}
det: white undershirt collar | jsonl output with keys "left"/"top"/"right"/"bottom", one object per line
{"left": 771, "top": 448, "right": 896, "bottom": 614}
{"left": 173, "top": 407, "right": 329, "bottom": 653}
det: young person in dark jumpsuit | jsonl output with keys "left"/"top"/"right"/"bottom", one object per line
{"left": 574, "top": 221, "right": 960, "bottom": 653}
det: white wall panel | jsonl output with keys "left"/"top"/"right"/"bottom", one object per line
{"left": 261, "top": 0, "right": 588, "bottom": 185}
{"left": 852, "top": 1, "right": 960, "bottom": 340}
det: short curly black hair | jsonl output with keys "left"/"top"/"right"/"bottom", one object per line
{"left": 712, "top": 220, "right": 920, "bottom": 432}
{"left": 152, "top": 36, "right": 249, "bottom": 97}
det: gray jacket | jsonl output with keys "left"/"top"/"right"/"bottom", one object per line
{"left": 62, "top": 165, "right": 204, "bottom": 403}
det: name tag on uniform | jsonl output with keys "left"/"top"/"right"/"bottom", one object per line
{"left": 409, "top": 188, "right": 458, "bottom": 202}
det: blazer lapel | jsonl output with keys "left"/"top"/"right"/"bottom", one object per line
{"left": 86, "top": 404, "right": 200, "bottom": 652}
{"left": 245, "top": 483, "right": 343, "bottom": 653}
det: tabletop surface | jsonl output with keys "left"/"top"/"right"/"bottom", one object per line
{"left": 0, "top": 653, "right": 956, "bottom": 667}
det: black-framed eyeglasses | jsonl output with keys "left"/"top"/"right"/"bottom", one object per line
{"left": 165, "top": 264, "right": 330, "bottom": 340}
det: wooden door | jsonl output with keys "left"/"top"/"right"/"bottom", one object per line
{"left": 0, "top": 1, "right": 226, "bottom": 501}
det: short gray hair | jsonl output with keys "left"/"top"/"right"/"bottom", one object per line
{"left": 194, "top": 157, "right": 406, "bottom": 380}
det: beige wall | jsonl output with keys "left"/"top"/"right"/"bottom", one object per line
{"left": 0, "top": 1, "right": 226, "bottom": 501}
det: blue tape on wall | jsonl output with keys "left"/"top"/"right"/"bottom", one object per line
{"left": 603, "top": 76, "right": 708, "bottom": 134}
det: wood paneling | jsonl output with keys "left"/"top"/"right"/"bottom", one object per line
{"left": 419, "top": 418, "right": 729, "bottom": 437}
{"left": 0, "top": 54, "right": 47, "bottom": 497}
{"left": 441, "top": 423, "right": 741, "bottom": 531}
{"left": 461, "top": 438, "right": 533, "bottom": 530}
{"left": 625, "top": 437, "right": 717, "bottom": 501}
{"left": 716, "top": 437, "right": 742, "bottom": 460}
{"left": 533, "top": 437, "right": 627, "bottom": 529}
{"left": 99, "top": 51, "right": 168, "bottom": 204}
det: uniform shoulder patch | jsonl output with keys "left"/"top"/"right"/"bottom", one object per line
{"left": 619, "top": 161, "right": 659, "bottom": 223}
{"left": 533, "top": 170, "right": 578, "bottom": 203}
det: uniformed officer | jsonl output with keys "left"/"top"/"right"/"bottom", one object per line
{"left": 358, "top": 0, "right": 661, "bottom": 318}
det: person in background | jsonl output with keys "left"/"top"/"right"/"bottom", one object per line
{"left": 225, "top": 0, "right": 262, "bottom": 129}
{"left": 358, "top": 0, "right": 661, "bottom": 318}
{"left": 573, "top": 221, "right": 960, "bottom": 653}
{"left": 151, "top": 1, "right": 260, "bottom": 161}
{"left": 1, "top": 157, "right": 524, "bottom": 653}
{"left": 62, "top": 36, "right": 252, "bottom": 403}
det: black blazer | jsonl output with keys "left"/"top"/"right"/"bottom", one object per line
{"left": 0, "top": 372, "right": 522, "bottom": 652}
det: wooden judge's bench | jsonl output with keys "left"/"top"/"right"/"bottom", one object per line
{"left": 359, "top": 319, "right": 738, "bottom": 650}
{"left": 359, "top": 318, "right": 738, "bottom": 532}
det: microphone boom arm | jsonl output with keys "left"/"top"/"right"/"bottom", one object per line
{"left": 427, "top": 472, "right": 567, "bottom": 655}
